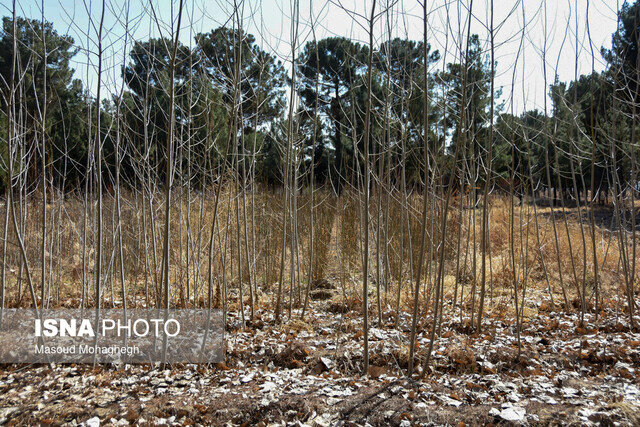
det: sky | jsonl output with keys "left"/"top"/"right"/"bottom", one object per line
{"left": 0, "top": 0, "right": 622, "bottom": 114}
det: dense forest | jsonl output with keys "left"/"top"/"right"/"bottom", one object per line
{"left": 1, "top": 0, "right": 640, "bottom": 425}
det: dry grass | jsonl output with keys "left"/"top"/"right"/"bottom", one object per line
{"left": 0, "top": 189, "right": 633, "bottom": 320}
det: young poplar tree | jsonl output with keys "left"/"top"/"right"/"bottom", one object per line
{"left": 361, "top": 0, "right": 377, "bottom": 375}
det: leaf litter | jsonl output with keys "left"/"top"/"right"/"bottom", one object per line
{"left": 1, "top": 298, "right": 640, "bottom": 425}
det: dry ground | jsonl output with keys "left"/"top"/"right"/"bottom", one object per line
{"left": 1, "top": 295, "right": 640, "bottom": 426}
